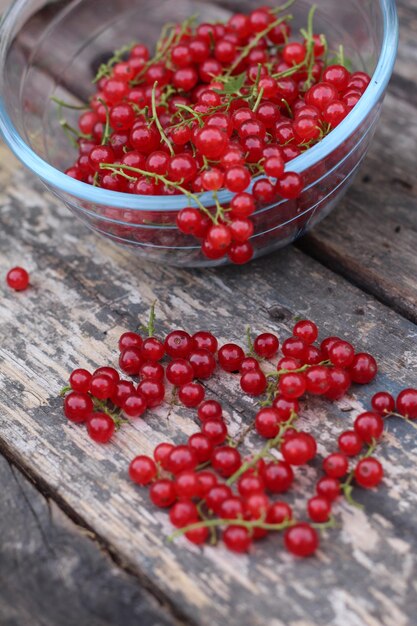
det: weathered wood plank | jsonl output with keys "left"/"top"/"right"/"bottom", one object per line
{"left": 1, "top": 143, "right": 417, "bottom": 626}
{"left": 0, "top": 454, "right": 180, "bottom": 626}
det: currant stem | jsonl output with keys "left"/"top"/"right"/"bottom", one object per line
{"left": 59, "top": 385, "right": 71, "bottom": 397}
{"left": 168, "top": 516, "right": 294, "bottom": 542}
{"left": 151, "top": 82, "right": 174, "bottom": 155}
{"left": 340, "top": 439, "right": 378, "bottom": 509}
{"left": 50, "top": 96, "right": 89, "bottom": 110}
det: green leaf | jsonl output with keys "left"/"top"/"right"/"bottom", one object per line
{"left": 213, "top": 72, "right": 247, "bottom": 96}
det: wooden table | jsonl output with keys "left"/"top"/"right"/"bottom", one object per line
{"left": 0, "top": 1, "right": 416, "bottom": 625}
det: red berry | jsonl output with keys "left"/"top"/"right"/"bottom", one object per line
{"left": 64, "top": 391, "right": 93, "bottom": 423}
{"left": 278, "top": 372, "right": 306, "bottom": 399}
{"left": 137, "top": 380, "right": 165, "bottom": 408}
{"left": 240, "top": 369, "right": 267, "bottom": 396}
{"left": 123, "top": 392, "right": 147, "bottom": 417}
{"left": 154, "top": 442, "right": 175, "bottom": 470}
{"left": 354, "top": 457, "right": 383, "bottom": 488}
{"left": 192, "top": 331, "right": 218, "bottom": 354}
{"left": 254, "top": 332, "right": 279, "bottom": 358}
{"left": 167, "top": 445, "right": 198, "bottom": 475}
{"left": 189, "top": 349, "right": 216, "bottom": 379}
{"left": 89, "top": 374, "right": 116, "bottom": 400}
{"left": 129, "top": 455, "right": 157, "bottom": 485}
{"left": 223, "top": 526, "right": 252, "bottom": 553}
{"left": 198, "top": 399, "right": 223, "bottom": 422}
{"left": 206, "top": 484, "right": 233, "bottom": 514}
{"left": 237, "top": 473, "right": 265, "bottom": 498}
{"left": 255, "top": 407, "right": 280, "bottom": 438}
{"left": 396, "top": 389, "right": 417, "bottom": 419}
{"left": 211, "top": 446, "right": 241, "bottom": 477}
{"left": 6, "top": 266, "right": 30, "bottom": 291}
{"left": 323, "top": 453, "right": 348, "bottom": 478}
{"left": 112, "top": 380, "right": 136, "bottom": 407}
{"left": 272, "top": 395, "right": 299, "bottom": 421}
{"left": 149, "top": 479, "right": 176, "bottom": 508}
{"left": 187, "top": 433, "right": 213, "bottom": 463}
{"left": 196, "top": 470, "right": 217, "bottom": 496}
{"left": 325, "top": 368, "right": 351, "bottom": 400}
{"left": 276, "top": 172, "right": 303, "bottom": 199}
{"left": 262, "top": 461, "right": 294, "bottom": 493}
{"left": 185, "top": 525, "right": 209, "bottom": 545}
{"left": 371, "top": 391, "right": 395, "bottom": 415}
{"left": 284, "top": 523, "right": 318, "bottom": 557}
{"left": 139, "top": 361, "right": 164, "bottom": 382}
{"left": 328, "top": 340, "right": 355, "bottom": 368}
{"left": 166, "top": 358, "right": 194, "bottom": 386}
{"left": 305, "top": 365, "right": 331, "bottom": 395}
{"left": 179, "top": 382, "right": 205, "bottom": 408}
{"left": 218, "top": 343, "right": 245, "bottom": 372}
{"left": 219, "top": 496, "right": 244, "bottom": 520}
{"left": 266, "top": 501, "right": 293, "bottom": 524}
{"left": 228, "top": 242, "right": 254, "bottom": 265}
{"left": 94, "top": 367, "right": 119, "bottom": 384}
{"left": 69, "top": 369, "right": 92, "bottom": 394}
{"left": 307, "top": 496, "right": 331, "bottom": 523}
{"left": 281, "top": 433, "right": 316, "bottom": 465}
{"left": 86, "top": 413, "right": 115, "bottom": 443}
{"left": 165, "top": 330, "right": 193, "bottom": 359}
{"left": 293, "top": 320, "right": 318, "bottom": 344}
{"left": 316, "top": 476, "right": 340, "bottom": 501}
{"left": 119, "top": 347, "right": 143, "bottom": 375}
{"left": 169, "top": 501, "right": 199, "bottom": 528}
{"left": 354, "top": 412, "right": 384, "bottom": 443}
{"left": 141, "top": 337, "right": 165, "bottom": 361}
{"left": 338, "top": 430, "right": 363, "bottom": 456}
{"left": 119, "top": 331, "right": 143, "bottom": 351}
{"left": 201, "top": 419, "right": 228, "bottom": 445}
{"left": 349, "top": 353, "right": 378, "bottom": 384}
{"left": 282, "top": 337, "right": 308, "bottom": 361}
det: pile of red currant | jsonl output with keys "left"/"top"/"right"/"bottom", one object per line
{"left": 61, "top": 306, "right": 417, "bottom": 557}
{"left": 58, "top": 2, "right": 371, "bottom": 264}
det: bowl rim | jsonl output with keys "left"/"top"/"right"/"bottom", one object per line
{"left": 0, "top": 0, "right": 399, "bottom": 212}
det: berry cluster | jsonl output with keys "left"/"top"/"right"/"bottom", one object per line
{"left": 60, "top": 306, "right": 417, "bottom": 557}
{"left": 57, "top": 2, "right": 370, "bottom": 264}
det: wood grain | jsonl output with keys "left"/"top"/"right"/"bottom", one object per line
{"left": 0, "top": 455, "right": 179, "bottom": 626}
{"left": 1, "top": 142, "right": 417, "bottom": 626}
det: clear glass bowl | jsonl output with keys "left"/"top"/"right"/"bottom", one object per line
{"left": 0, "top": 0, "right": 398, "bottom": 267}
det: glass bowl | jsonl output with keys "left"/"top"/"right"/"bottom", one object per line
{"left": 0, "top": 0, "right": 398, "bottom": 267}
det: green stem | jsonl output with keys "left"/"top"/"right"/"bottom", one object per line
{"left": 99, "top": 163, "right": 216, "bottom": 222}
{"left": 340, "top": 439, "right": 378, "bottom": 508}
{"left": 97, "top": 98, "right": 111, "bottom": 146}
{"left": 51, "top": 96, "right": 89, "bottom": 110}
{"left": 59, "top": 385, "right": 71, "bottom": 397}
{"left": 252, "top": 87, "right": 265, "bottom": 113}
{"left": 93, "top": 42, "right": 135, "bottom": 83}
{"left": 151, "top": 82, "right": 174, "bottom": 155}
{"left": 168, "top": 516, "right": 294, "bottom": 541}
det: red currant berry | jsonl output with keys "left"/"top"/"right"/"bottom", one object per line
{"left": 284, "top": 523, "right": 318, "bottom": 557}
{"left": 307, "top": 496, "right": 331, "bottom": 523}
{"left": 240, "top": 357, "right": 260, "bottom": 374}
{"left": 354, "top": 457, "right": 383, "bottom": 488}
{"left": 69, "top": 369, "right": 92, "bottom": 394}
{"left": 262, "top": 461, "right": 294, "bottom": 493}
{"left": 6, "top": 266, "right": 29, "bottom": 291}
{"left": 129, "top": 455, "right": 157, "bottom": 485}
{"left": 169, "top": 501, "right": 199, "bottom": 528}
{"left": 282, "top": 337, "right": 308, "bottom": 361}
{"left": 278, "top": 372, "right": 307, "bottom": 399}
{"left": 139, "top": 361, "right": 164, "bottom": 382}
{"left": 219, "top": 496, "right": 244, "bottom": 520}
{"left": 86, "top": 413, "right": 115, "bottom": 443}
{"left": 328, "top": 340, "right": 355, "bottom": 368}
{"left": 187, "top": 433, "right": 213, "bottom": 464}
{"left": 218, "top": 343, "right": 245, "bottom": 372}
{"left": 316, "top": 476, "right": 340, "bottom": 501}
{"left": 188, "top": 349, "right": 216, "bottom": 379}
{"left": 240, "top": 369, "right": 267, "bottom": 396}
{"left": 323, "top": 453, "right": 349, "bottom": 478}
{"left": 165, "top": 330, "right": 193, "bottom": 359}
{"left": 338, "top": 430, "right": 363, "bottom": 456}
{"left": 211, "top": 446, "right": 241, "bottom": 477}
{"left": 371, "top": 391, "right": 395, "bottom": 415}
{"left": 320, "top": 336, "right": 341, "bottom": 357}
{"left": 349, "top": 353, "right": 378, "bottom": 384}
{"left": 293, "top": 319, "right": 318, "bottom": 344}
{"left": 154, "top": 442, "right": 175, "bottom": 470}
{"left": 198, "top": 399, "right": 223, "bottom": 422}
{"left": 137, "top": 380, "right": 165, "bottom": 408}
{"left": 192, "top": 331, "right": 218, "bottom": 354}
{"left": 89, "top": 374, "right": 116, "bottom": 400}
{"left": 166, "top": 359, "right": 194, "bottom": 386}
{"left": 178, "top": 382, "right": 205, "bottom": 408}
{"left": 167, "top": 445, "right": 198, "bottom": 475}
{"left": 281, "top": 433, "right": 316, "bottom": 465}
{"left": 276, "top": 172, "right": 303, "bottom": 199}
{"left": 255, "top": 407, "right": 280, "bottom": 438}
{"left": 354, "top": 412, "right": 384, "bottom": 443}
{"left": 123, "top": 392, "right": 147, "bottom": 418}
{"left": 149, "top": 479, "right": 176, "bottom": 508}
{"left": 305, "top": 365, "right": 331, "bottom": 395}
{"left": 64, "top": 392, "right": 93, "bottom": 423}
{"left": 272, "top": 396, "right": 299, "bottom": 421}
{"left": 325, "top": 368, "right": 351, "bottom": 400}
{"left": 206, "top": 484, "right": 233, "bottom": 514}
{"left": 267, "top": 501, "right": 293, "bottom": 524}
{"left": 253, "top": 332, "right": 279, "bottom": 358}
{"left": 141, "top": 337, "right": 165, "bottom": 362}
{"left": 396, "top": 389, "right": 417, "bottom": 419}
{"left": 237, "top": 473, "right": 265, "bottom": 498}
{"left": 201, "top": 419, "right": 228, "bottom": 445}
{"left": 119, "top": 347, "right": 143, "bottom": 376}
